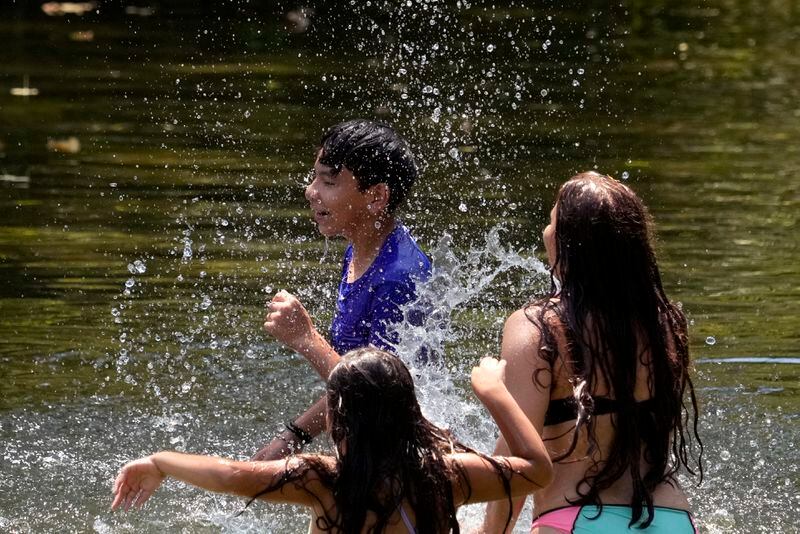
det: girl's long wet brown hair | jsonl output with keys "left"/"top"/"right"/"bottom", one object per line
{"left": 247, "top": 348, "right": 517, "bottom": 533}
{"left": 529, "top": 172, "right": 703, "bottom": 527}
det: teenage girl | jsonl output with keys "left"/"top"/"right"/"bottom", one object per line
{"left": 482, "top": 172, "right": 703, "bottom": 533}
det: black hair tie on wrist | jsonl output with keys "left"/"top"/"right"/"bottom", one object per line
{"left": 285, "top": 421, "right": 313, "bottom": 445}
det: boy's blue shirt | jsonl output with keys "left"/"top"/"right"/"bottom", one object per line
{"left": 330, "top": 223, "right": 431, "bottom": 355}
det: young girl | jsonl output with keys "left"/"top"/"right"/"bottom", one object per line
{"left": 482, "top": 172, "right": 703, "bottom": 533}
{"left": 113, "top": 349, "right": 554, "bottom": 533}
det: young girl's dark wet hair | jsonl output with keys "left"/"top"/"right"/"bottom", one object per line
{"left": 318, "top": 119, "right": 418, "bottom": 213}
{"left": 529, "top": 172, "right": 703, "bottom": 527}
{"left": 324, "top": 348, "right": 463, "bottom": 532}
{"left": 249, "top": 347, "right": 515, "bottom": 533}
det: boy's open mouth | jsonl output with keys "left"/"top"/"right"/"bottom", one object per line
{"left": 312, "top": 209, "right": 330, "bottom": 222}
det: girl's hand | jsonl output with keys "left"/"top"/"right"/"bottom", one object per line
{"left": 470, "top": 357, "right": 507, "bottom": 399}
{"left": 111, "top": 456, "right": 165, "bottom": 511}
{"left": 263, "top": 290, "right": 316, "bottom": 351}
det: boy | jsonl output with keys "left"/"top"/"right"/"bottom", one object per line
{"left": 253, "top": 120, "right": 430, "bottom": 460}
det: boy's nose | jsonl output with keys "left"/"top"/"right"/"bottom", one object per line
{"left": 305, "top": 181, "right": 317, "bottom": 203}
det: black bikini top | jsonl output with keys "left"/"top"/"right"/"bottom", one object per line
{"left": 543, "top": 395, "right": 657, "bottom": 426}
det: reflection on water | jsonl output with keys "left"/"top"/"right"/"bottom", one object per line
{"left": 1, "top": 2, "right": 798, "bottom": 533}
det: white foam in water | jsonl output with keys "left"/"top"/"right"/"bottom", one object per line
{"left": 385, "top": 226, "right": 549, "bottom": 528}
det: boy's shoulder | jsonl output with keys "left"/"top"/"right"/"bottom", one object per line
{"left": 380, "top": 224, "right": 430, "bottom": 280}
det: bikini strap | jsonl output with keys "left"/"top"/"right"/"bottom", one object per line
{"left": 398, "top": 505, "right": 417, "bottom": 534}
{"left": 544, "top": 396, "right": 657, "bottom": 426}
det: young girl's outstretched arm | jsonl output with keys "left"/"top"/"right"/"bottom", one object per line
{"left": 112, "top": 452, "right": 326, "bottom": 511}
{"left": 450, "top": 356, "right": 553, "bottom": 505}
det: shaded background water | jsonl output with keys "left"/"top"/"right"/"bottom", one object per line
{"left": 1, "top": 1, "right": 798, "bottom": 532}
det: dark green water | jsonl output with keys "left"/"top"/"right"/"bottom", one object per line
{"left": 1, "top": 3, "right": 798, "bottom": 533}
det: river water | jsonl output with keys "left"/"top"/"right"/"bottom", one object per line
{"left": 0, "top": 2, "right": 798, "bottom": 532}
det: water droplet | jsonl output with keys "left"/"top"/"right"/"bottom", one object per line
{"left": 448, "top": 147, "right": 460, "bottom": 160}
{"left": 705, "top": 336, "right": 717, "bottom": 346}
{"left": 134, "top": 259, "right": 146, "bottom": 273}
{"left": 458, "top": 202, "right": 468, "bottom": 213}
{"left": 124, "top": 278, "right": 135, "bottom": 288}
{"left": 572, "top": 79, "right": 580, "bottom": 87}
{"left": 621, "top": 171, "right": 630, "bottom": 180}
{"left": 577, "top": 68, "right": 585, "bottom": 75}
{"left": 200, "top": 295, "right": 212, "bottom": 310}
{"left": 540, "top": 89, "right": 548, "bottom": 97}
{"left": 486, "top": 44, "right": 495, "bottom": 52}
{"left": 720, "top": 449, "right": 731, "bottom": 461}
{"left": 244, "top": 110, "right": 251, "bottom": 118}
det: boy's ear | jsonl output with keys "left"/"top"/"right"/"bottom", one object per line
{"left": 367, "top": 183, "right": 390, "bottom": 214}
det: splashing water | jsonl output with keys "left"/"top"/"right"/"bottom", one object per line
{"left": 385, "top": 226, "right": 549, "bottom": 527}
{"left": 107, "top": 226, "right": 546, "bottom": 531}
{"left": 389, "top": 226, "right": 547, "bottom": 367}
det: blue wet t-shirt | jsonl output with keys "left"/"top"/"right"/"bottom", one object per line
{"left": 330, "top": 224, "right": 431, "bottom": 355}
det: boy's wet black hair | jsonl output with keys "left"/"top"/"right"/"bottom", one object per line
{"left": 318, "top": 119, "right": 419, "bottom": 213}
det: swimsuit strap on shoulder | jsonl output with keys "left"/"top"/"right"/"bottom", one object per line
{"left": 398, "top": 505, "right": 417, "bottom": 534}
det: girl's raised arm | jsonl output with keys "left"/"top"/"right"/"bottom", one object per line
{"left": 112, "top": 452, "right": 325, "bottom": 511}
{"left": 450, "top": 356, "right": 553, "bottom": 506}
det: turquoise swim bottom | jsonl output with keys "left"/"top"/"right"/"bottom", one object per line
{"left": 531, "top": 505, "right": 698, "bottom": 533}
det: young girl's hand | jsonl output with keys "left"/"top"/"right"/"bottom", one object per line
{"left": 263, "top": 290, "right": 316, "bottom": 351}
{"left": 470, "top": 357, "right": 507, "bottom": 399}
{"left": 112, "top": 456, "right": 165, "bottom": 511}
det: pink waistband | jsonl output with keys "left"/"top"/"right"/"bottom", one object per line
{"left": 531, "top": 506, "right": 581, "bottom": 534}
{"left": 531, "top": 505, "right": 699, "bottom": 534}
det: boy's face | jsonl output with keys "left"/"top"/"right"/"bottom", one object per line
{"left": 305, "top": 153, "right": 373, "bottom": 240}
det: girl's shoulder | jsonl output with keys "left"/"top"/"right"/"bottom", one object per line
{"left": 289, "top": 455, "right": 338, "bottom": 510}
{"left": 507, "top": 298, "right": 561, "bottom": 333}
{"left": 294, "top": 454, "right": 337, "bottom": 480}
{"left": 503, "top": 300, "right": 567, "bottom": 370}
